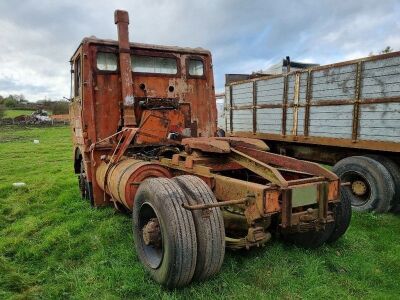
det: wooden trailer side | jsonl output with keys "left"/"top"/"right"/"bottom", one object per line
{"left": 224, "top": 51, "right": 400, "bottom": 154}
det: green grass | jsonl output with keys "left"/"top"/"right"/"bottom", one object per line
{"left": 0, "top": 126, "right": 399, "bottom": 299}
{"left": 3, "top": 110, "right": 36, "bottom": 118}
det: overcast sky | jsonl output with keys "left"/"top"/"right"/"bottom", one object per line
{"left": 0, "top": 0, "right": 399, "bottom": 101}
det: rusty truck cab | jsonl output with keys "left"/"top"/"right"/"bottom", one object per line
{"left": 70, "top": 36, "right": 217, "bottom": 205}
{"left": 69, "top": 10, "right": 350, "bottom": 288}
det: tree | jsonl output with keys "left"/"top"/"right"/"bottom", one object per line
{"left": 380, "top": 46, "right": 393, "bottom": 54}
{"left": 369, "top": 46, "right": 394, "bottom": 57}
{"left": 51, "top": 101, "right": 69, "bottom": 114}
{"left": 4, "top": 95, "right": 18, "bottom": 108}
{"left": 0, "top": 105, "right": 5, "bottom": 119}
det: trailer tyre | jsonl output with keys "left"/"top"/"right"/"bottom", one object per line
{"left": 173, "top": 175, "right": 225, "bottom": 281}
{"left": 327, "top": 188, "right": 352, "bottom": 243}
{"left": 282, "top": 222, "right": 335, "bottom": 249}
{"left": 332, "top": 156, "right": 394, "bottom": 213}
{"left": 365, "top": 155, "right": 400, "bottom": 212}
{"left": 132, "top": 178, "right": 197, "bottom": 288}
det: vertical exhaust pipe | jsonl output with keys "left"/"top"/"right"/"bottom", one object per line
{"left": 114, "top": 10, "right": 137, "bottom": 126}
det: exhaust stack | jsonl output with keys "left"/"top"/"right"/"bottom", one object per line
{"left": 114, "top": 10, "right": 137, "bottom": 126}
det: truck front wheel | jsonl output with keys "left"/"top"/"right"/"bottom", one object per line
{"left": 78, "top": 160, "right": 93, "bottom": 205}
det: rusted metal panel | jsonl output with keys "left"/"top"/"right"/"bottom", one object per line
{"left": 182, "top": 138, "right": 231, "bottom": 153}
{"left": 115, "top": 10, "right": 137, "bottom": 126}
{"left": 96, "top": 159, "right": 171, "bottom": 210}
{"left": 232, "top": 145, "right": 338, "bottom": 181}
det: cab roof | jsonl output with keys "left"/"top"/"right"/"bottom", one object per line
{"left": 71, "top": 36, "right": 211, "bottom": 61}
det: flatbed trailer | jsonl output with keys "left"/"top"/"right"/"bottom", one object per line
{"left": 223, "top": 51, "right": 400, "bottom": 213}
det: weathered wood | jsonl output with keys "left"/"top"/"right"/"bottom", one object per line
{"left": 224, "top": 51, "right": 400, "bottom": 150}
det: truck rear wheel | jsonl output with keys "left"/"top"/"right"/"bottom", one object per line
{"left": 332, "top": 156, "right": 394, "bottom": 213}
{"left": 327, "top": 188, "right": 352, "bottom": 243}
{"left": 281, "top": 222, "right": 335, "bottom": 249}
{"left": 365, "top": 155, "right": 400, "bottom": 212}
{"left": 132, "top": 178, "right": 197, "bottom": 288}
{"left": 173, "top": 175, "right": 225, "bottom": 282}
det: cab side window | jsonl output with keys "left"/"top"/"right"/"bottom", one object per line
{"left": 97, "top": 52, "right": 118, "bottom": 71}
{"left": 74, "top": 56, "right": 81, "bottom": 97}
{"left": 188, "top": 59, "right": 204, "bottom": 76}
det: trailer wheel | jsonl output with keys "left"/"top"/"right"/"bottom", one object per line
{"left": 173, "top": 175, "right": 225, "bottom": 281}
{"left": 327, "top": 188, "right": 352, "bottom": 243}
{"left": 332, "top": 156, "right": 394, "bottom": 213}
{"left": 365, "top": 155, "right": 400, "bottom": 212}
{"left": 132, "top": 178, "right": 197, "bottom": 288}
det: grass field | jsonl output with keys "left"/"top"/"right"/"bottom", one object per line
{"left": 3, "top": 110, "right": 36, "bottom": 118}
{"left": 1, "top": 126, "right": 399, "bottom": 299}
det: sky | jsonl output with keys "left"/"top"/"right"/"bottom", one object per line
{"left": 0, "top": 0, "right": 399, "bottom": 101}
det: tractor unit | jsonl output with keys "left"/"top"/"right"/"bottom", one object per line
{"left": 69, "top": 10, "right": 351, "bottom": 288}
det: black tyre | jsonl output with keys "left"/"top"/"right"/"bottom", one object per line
{"left": 216, "top": 128, "right": 226, "bottom": 137}
{"left": 173, "top": 175, "right": 225, "bottom": 281}
{"left": 78, "top": 160, "right": 94, "bottom": 205}
{"left": 327, "top": 188, "right": 352, "bottom": 243}
{"left": 365, "top": 155, "right": 400, "bottom": 212}
{"left": 332, "top": 156, "right": 394, "bottom": 213}
{"left": 78, "top": 160, "right": 88, "bottom": 199}
{"left": 132, "top": 178, "right": 197, "bottom": 288}
{"left": 281, "top": 222, "right": 335, "bottom": 249}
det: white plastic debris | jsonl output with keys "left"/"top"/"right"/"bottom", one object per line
{"left": 13, "top": 182, "right": 26, "bottom": 188}
{"left": 33, "top": 139, "right": 40, "bottom": 144}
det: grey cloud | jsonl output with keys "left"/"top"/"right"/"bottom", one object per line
{"left": 0, "top": 0, "right": 399, "bottom": 99}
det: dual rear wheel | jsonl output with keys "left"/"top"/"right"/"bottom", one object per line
{"left": 132, "top": 176, "right": 225, "bottom": 288}
{"left": 282, "top": 190, "right": 352, "bottom": 248}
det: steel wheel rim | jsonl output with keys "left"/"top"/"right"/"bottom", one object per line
{"left": 138, "top": 202, "right": 164, "bottom": 269}
{"left": 341, "top": 171, "right": 371, "bottom": 206}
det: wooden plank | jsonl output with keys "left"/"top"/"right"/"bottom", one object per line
{"left": 362, "top": 65, "right": 400, "bottom": 78}
{"left": 363, "top": 56, "right": 400, "bottom": 70}
{"left": 312, "top": 64, "right": 356, "bottom": 78}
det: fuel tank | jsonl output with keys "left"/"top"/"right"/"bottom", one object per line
{"left": 96, "top": 158, "right": 171, "bottom": 210}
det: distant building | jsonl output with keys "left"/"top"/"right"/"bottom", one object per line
{"left": 225, "top": 57, "right": 320, "bottom": 85}
{"left": 263, "top": 57, "right": 319, "bottom": 75}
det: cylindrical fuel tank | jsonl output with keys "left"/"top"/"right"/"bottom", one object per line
{"left": 96, "top": 158, "right": 171, "bottom": 210}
